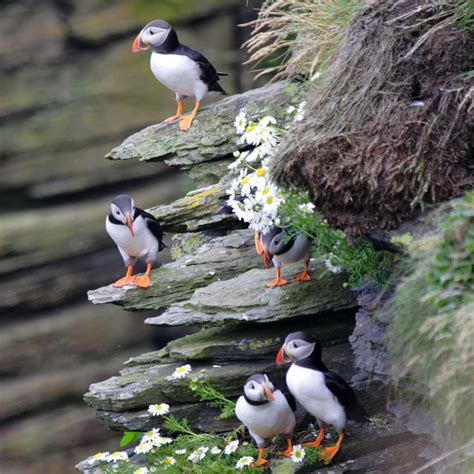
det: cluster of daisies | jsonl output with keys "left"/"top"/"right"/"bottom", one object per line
{"left": 86, "top": 362, "right": 310, "bottom": 471}
{"left": 227, "top": 103, "right": 308, "bottom": 234}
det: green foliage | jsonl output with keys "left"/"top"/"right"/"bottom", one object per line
{"left": 303, "top": 446, "right": 322, "bottom": 465}
{"left": 120, "top": 431, "right": 143, "bottom": 448}
{"left": 388, "top": 192, "right": 474, "bottom": 472}
{"left": 189, "top": 377, "right": 236, "bottom": 420}
{"left": 280, "top": 191, "right": 392, "bottom": 286}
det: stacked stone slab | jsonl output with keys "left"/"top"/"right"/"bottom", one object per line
{"left": 85, "top": 81, "right": 360, "bottom": 435}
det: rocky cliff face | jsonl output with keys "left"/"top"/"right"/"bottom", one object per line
{"left": 78, "top": 81, "right": 444, "bottom": 473}
{"left": 0, "top": 2, "right": 261, "bottom": 473}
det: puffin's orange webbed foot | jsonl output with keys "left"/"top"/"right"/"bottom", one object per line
{"left": 164, "top": 101, "right": 183, "bottom": 123}
{"left": 320, "top": 445, "right": 339, "bottom": 462}
{"left": 320, "top": 432, "right": 344, "bottom": 462}
{"left": 164, "top": 114, "right": 182, "bottom": 123}
{"left": 266, "top": 277, "right": 288, "bottom": 288}
{"left": 113, "top": 265, "right": 135, "bottom": 288}
{"left": 113, "top": 276, "right": 135, "bottom": 288}
{"left": 179, "top": 101, "right": 200, "bottom": 131}
{"left": 134, "top": 274, "right": 151, "bottom": 289}
{"left": 254, "top": 448, "right": 267, "bottom": 466}
{"left": 303, "top": 427, "right": 325, "bottom": 448}
{"left": 134, "top": 263, "right": 152, "bottom": 289}
{"left": 266, "top": 268, "right": 287, "bottom": 288}
{"left": 294, "top": 261, "right": 311, "bottom": 281}
{"left": 293, "top": 271, "right": 311, "bottom": 281}
{"left": 282, "top": 438, "right": 293, "bottom": 457}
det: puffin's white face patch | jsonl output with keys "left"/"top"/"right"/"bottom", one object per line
{"left": 286, "top": 339, "right": 315, "bottom": 360}
{"left": 143, "top": 27, "right": 170, "bottom": 48}
{"left": 111, "top": 203, "right": 126, "bottom": 224}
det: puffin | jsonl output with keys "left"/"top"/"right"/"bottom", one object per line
{"left": 132, "top": 19, "right": 228, "bottom": 131}
{"left": 266, "top": 228, "right": 312, "bottom": 288}
{"left": 255, "top": 227, "right": 281, "bottom": 268}
{"left": 235, "top": 374, "right": 297, "bottom": 466}
{"left": 106, "top": 194, "right": 166, "bottom": 289}
{"left": 276, "top": 332, "right": 367, "bottom": 462}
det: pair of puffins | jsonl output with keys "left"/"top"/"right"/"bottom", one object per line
{"left": 236, "top": 332, "right": 367, "bottom": 466}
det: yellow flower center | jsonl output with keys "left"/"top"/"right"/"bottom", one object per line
{"left": 266, "top": 196, "right": 274, "bottom": 204}
{"left": 240, "top": 177, "right": 249, "bottom": 185}
{"left": 256, "top": 168, "right": 265, "bottom": 177}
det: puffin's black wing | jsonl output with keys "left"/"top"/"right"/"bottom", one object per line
{"left": 323, "top": 371, "right": 368, "bottom": 422}
{"left": 177, "top": 45, "right": 228, "bottom": 95}
{"left": 135, "top": 208, "right": 167, "bottom": 251}
{"left": 283, "top": 391, "right": 298, "bottom": 412}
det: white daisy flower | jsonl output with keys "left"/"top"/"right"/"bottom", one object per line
{"left": 234, "top": 111, "right": 248, "bottom": 134}
{"left": 86, "top": 452, "right": 110, "bottom": 465}
{"left": 324, "top": 253, "right": 343, "bottom": 274}
{"left": 291, "top": 444, "right": 305, "bottom": 463}
{"left": 210, "top": 446, "right": 222, "bottom": 455}
{"left": 134, "top": 441, "right": 153, "bottom": 454}
{"left": 142, "top": 428, "right": 161, "bottom": 444}
{"left": 148, "top": 403, "right": 170, "bottom": 416}
{"left": 163, "top": 456, "right": 176, "bottom": 466}
{"left": 236, "top": 456, "right": 254, "bottom": 469}
{"left": 187, "top": 446, "right": 208, "bottom": 463}
{"left": 107, "top": 451, "right": 128, "bottom": 462}
{"left": 224, "top": 440, "right": 239, "bottom": 455}
{"left": 299, "top": 202, "right": 316, "bottom": 214}
{"left": 170, "top": 364, "right": 192, "bottom": 379}
{"left": 175, "top": 448, "right": 187, "bottom": 455}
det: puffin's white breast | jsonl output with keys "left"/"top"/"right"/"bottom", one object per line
{"left": 106, "top": 216, "right": 157, "bottom": 258}
{"left": 150, "top": 53, "right": 208, "bottom": 100}
{"left": 235, "top": 391, "right": 296, "bottom": 440}
{"left": 286, "top": 364, "right": 346, "bottom": 431}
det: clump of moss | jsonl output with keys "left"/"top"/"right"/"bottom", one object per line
{"left": 388, "top": 192, "right": 474, "bottom": 472}
{"left": 273, "top": 0, "right": 473, "bottom": 239}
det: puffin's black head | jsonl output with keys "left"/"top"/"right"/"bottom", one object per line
{"left": 132, "top": 19, "right": 175, "bottom": 52}
{"left": 268, "top": 228, "right": 289, "bottom": 255}
{"left": 243, "top": 373, "right": 275, "bottom": 402}
{"left": 275, "top": 331, "right": 320, "bottom": 365}
{"left": 110, "top": 194, "right": 135, "bottom": 236}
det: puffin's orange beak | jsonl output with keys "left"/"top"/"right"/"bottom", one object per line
{"left": 126, "top": 214, "right": 134, "bottom": 236}
{"left": 262, "top": 383, "right": 274, "bottom": 401}
{"left": 276, "top": 344, "right": 289, "bottom": 365}
{"left": 132, "top": 33, "right": 147, "bottom": 52}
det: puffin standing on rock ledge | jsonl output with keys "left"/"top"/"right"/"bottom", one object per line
{"left": 106, "top": 195, "right": 166, "bottom": 289}
{"left": 235, "top": 374, "right": 297, "bottom": 466}
{"left": 276, "top": 332, "right": 367, "bottom": 462}
{"left": 132, "top": 19, "right": 228, "bottom": 131}
{"left": 265, "top": 228, "right": 312, "bottom": 288}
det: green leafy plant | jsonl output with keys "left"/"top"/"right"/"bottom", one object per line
{"left": 281, "top": 190, "right": 392, "bottom": 286}
{"left": 189, "top": 377, "right": 236, "bottom": 420}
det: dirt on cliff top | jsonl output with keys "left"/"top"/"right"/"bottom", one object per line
{"left": 272, "top": 0, "right": 473, "bottom": 240}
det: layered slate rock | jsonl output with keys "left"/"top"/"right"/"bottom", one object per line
{"left": 106, "top": 81, "right": 308, "bottom": 171}
{"left": 88, "top": 230, "right": 260, "bottom": 311}
{"left": 146, "top": 262, "right": 356, "bottom": 326}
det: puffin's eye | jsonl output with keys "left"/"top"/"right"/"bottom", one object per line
{"left": 294, "top": 342, "right": 298, "bottom": 348}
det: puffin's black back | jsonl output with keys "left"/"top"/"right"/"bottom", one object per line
{"left": 152, "top": 25, "right": 227, "bottom": 95}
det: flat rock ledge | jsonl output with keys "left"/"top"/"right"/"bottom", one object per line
{"left": 87, "top": 230, "right": 259, "bottom": 311}
{"left": 146, "top": 261, "right": 356, "bottom": 326}
{"left": 106, "top": 81, "right": 308, "bottom": 169}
